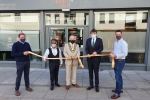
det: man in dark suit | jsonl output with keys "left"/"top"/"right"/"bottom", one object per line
{"left": 85, "top": 28, "right": 103, "bottom": 92}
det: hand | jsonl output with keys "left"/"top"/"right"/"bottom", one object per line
{"left": 46, "top": 58, "right": 49, "bottom": 62}
{"left": 74, "top": 56, "right": 78, "bottom": 60}
{"left": 109, "top": 53, "right": 116, "bottom": 58}
{"left": 67, "top": 56, "right": 72, "bottom": 60}
{"left": 93, "top": 52, "right": 97, "bottom": 56}
{"left": 87, "top": 54, "right": 91, "bottom": 58}
{"left": 26, "top": 51, "right": 30, "bottom": 55}
{"left": 27, "top": 51, "right": 30, "bottom": 55}
{"left": 60, "top": 64, "right": 63, "bottom": 67}
{"left": 23, "top": 51, "right": 28, "bottom": 56}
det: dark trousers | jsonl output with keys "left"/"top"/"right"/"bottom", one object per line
{"left": 15, "top": 61, "right": 30, "bottom": 90}
{"left": 49, "top": 63, "right": 59, "bottom": 86}
{"left": 114, "top": 60, "right": 125, "bottom": 95}
{"left": 87, "top": 59, "right": 100, "bottom": 88}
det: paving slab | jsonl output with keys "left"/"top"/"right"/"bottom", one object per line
{"left": 44, "top": 87, "right": 67, "bottom": 99}
{"left": 66, "top": 88, "right": 86, "bottom": 99}
{"left": 126, "top": 89, "right": 150, "bottom": 100}
{"left": 22, "top": 86, "right": 49, "bottom": 99}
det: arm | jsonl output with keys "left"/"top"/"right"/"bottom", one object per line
{"left": 116, "top": 42, "right": 128, "bottom": 59}
{"left": 11, "top": 43, "right": 24, "bottom": 57}
{"left": 96, "top": 39, "right": 103, "bottom": 54}
{"left": 85, "top": 39, "right": 89, "bottom": 54}
{"left": 59, "top": 49, "right": 63, "bottom": 64}
{"left": 63, "top": 44, "right": 69, "bottom": 57}
{"left": 43, "top": 49, "right": 49, "bottom": 61}
{"left": 77, "top": 45, "right": 80, "bottom": 56}
{"left": 29, "top": 43, "right": 32, "bottom": 52}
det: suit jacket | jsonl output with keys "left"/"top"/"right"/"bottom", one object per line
{"left": 63, "top": 43, "right": 80, "bottom": 66}
{"left": 85, "top": 37, "right": 103, "bottom": 63}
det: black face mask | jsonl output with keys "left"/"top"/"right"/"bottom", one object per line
{"left": 116, "top": 36, "right": 121, "bottom": 40}
{"left": 70, "top": 40, "right": 75, "bottom": 44}
{"left": 20, "top": 39, "right": 26, "bottom": 43}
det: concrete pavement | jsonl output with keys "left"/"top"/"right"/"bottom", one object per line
{"left": 0, "top": 67, "right": 150, "bottom": 100}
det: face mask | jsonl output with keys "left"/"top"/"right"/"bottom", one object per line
{"left": 52, "top": 44, "right": 56, "bottom": 48}
{"left": 70, "top": 40, "right": 75, "bottom": 44}
{"left": 91, "top": 34, "right": 96, "bottom": 38}
{"left": 20, "top": 39, "right": 25, "bottom": 43}
{"left": 116, "top": 36, "right": 121, "bottom": 40}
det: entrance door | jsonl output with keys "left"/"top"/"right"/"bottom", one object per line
{"left": 45, "top": 26, "right": 88, "bottom": 68}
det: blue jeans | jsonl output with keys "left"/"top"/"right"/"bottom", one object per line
{"left": 114, "top": 60, "right": 125, "bottom": 95}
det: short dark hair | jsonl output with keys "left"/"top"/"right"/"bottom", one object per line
{"left": 51, "top": 39, "right": 57, "bottom": 43}
{"left": 115, "top": 30, "right": 122, "bottom": 34}
{"left": 18, "top": 32, "right": 25, "bottom": 37}
{"left": 90, "top": 28, "right": 97, "bottom": 34}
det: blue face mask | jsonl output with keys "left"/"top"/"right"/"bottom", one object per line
{"left": 91, "top": 34, "right": 96, "bottom": 38}
{"left": 20, "top": 39, "right": 26, "bottom": 43}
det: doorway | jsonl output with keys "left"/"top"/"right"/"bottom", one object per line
{"left": 45, "top": 26, "right": 89, "bottom": 68}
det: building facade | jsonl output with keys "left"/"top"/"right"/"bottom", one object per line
{"left": 0, "top": 0, "right": 150, "bottom": 70}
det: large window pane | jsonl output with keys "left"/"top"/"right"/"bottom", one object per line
{"left": 0, "top": 13, "right": 41, "bottom": 61}
{"left": 50, "top": 28, "right": 66, "bottom": 47}
{"left": 68, "top": 28, "right": 83, "bottom": 48}
{"left": 45, "top": 12, "right": 89, "bottom": 25}
{"left": 95, "top": 10, "right": 148, "bottom": 64}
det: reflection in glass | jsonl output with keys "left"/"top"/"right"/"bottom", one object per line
{"left": 55, "top": 14, "right": 60, "bottom": 24}
{"left": 45, "top": 12, "right": 89, "bottom": 25}
{"left": 99, "top": 13, "right": 105, "bottom": 24}
{"left": 0, "top": 13, "right": 41, "bottom": 61}
{"left": 109, "top": 13, "right": 115, "bottom": 23}
{"left": 142, "top": 12, "right": 148, "bottom": 23}
{"left": 45, "top": 14, "right": 51, "bottom": 25}
{"left": 50, "top": 28, "right": 65, "bottom": 47}
{"left": 68, "top": 28, "right": 83, "bottom": 48}
{"left": 64, "top": 13, "right": 76, "bottom": 24}
{"left": 95, "top": 10, "right": 148, "bottom": 63}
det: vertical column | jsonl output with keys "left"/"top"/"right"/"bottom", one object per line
{"left": 146, "top": 9, "right": 150, "bottom": 71}
{"left": 40, "top": 11, "right": 46, "bottom": 68}
{"left": 89, "top": 10, "right": 94, "bottom": 37}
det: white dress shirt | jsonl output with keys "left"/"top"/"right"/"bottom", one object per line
{"left": 43, "top": 47, "right": 63, "bottom": 64}
{"left": 112, "top": 38, "right": 128, "bottom": 59}
{"left": 91, "top": 37, "right": 96, "bottom": 44}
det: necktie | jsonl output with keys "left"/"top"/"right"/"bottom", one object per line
{"left": 92, "top": 39, "right": 95, "bottom": 47}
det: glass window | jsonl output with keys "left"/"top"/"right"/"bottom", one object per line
{"left": 55, "top": 14, "right": 60, "bottom": 24}
{"left": 45, "top": 14, "right": 51, "bottom": 24}
{"left": 68, "top": 28, "right": 83, "bottom": 48}
{"left": 45, "top": 12, "right": 89, "bottom": 25}
{"left": 95, "top": 10, "right": 148, "bottom": 64}
{"left": 50, "top": 28, "right": 66, "bottom": 47}
{"left": 109, "top": 13, "right": 115, "bottom": 23}
{"left": 99, "top": 13, "right": 105, "bottom": 24}
{"left": 142, "top": 12, "right": 148, "bottom": 23}
{"left": 0, "top": 13, "right": 41, "bottom": 62}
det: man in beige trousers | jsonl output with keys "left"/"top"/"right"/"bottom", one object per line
{"left": 63, "top": 35, "right": 80, "bottom": 90}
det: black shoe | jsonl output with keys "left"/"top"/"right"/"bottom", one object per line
{"left": 55, "top": 83, "right": 60, "bottom": 87}
{"left": 50, "top": 85, "right": 54, "bottom": 90}
{"left": 87, "top": 86, "right": 94, "bottom": 90}
{"left": 95, "top": 87, "right": 99, "bottom": 92}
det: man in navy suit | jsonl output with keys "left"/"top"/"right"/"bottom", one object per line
{"left": 85, "top": 28, "right": 103, "bottom": 92}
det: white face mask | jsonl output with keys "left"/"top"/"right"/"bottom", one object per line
{"left": 91, "top": 34, "right": 96, "bottom": 38}
{"left": 52, "top": 44, "right": 56, "bottom": 48}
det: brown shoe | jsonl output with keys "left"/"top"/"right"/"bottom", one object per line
{"left": 26, "top": 87, "right": 33, "bottom": 92}
{"left": 72, "top": 84, "right": 79, "bottom": 88}
{"left": 15, "top": 90, "right": 20, "bottom": 96}
{"left": 112, "top": 90, "right": 123, "bottom": 93}
{"left": 66, "top": 85, "right": 70, "bottom": 90}
{"left": 111, "top": 94, "right": 120, "bottom": 99}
